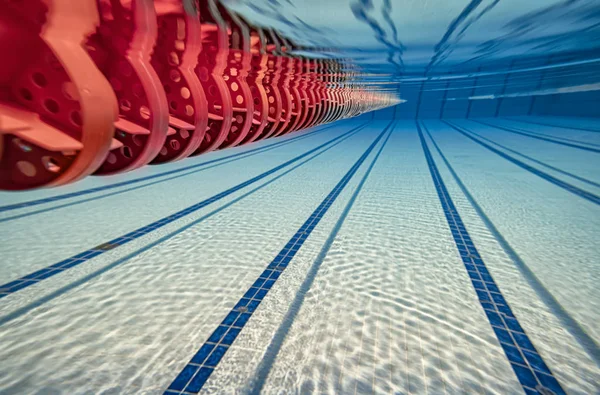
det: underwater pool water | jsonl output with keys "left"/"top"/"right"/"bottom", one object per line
{"left": 1, "top": 1, "right": 599, "bottom": 394}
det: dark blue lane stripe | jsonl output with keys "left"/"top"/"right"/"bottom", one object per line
{"left": 498, "top": 119, "right": 600, "bottom": 148}
{"left": 0, "top": 123, "right": 368, "bottom": 300}
{"left": 444, "top": 120, "right": 600, "bottom": 206}
{"left": 0, "top": 124, "right": 367, "bottom": 326}
{"left": 248, "top": 121, "right": 395, "bottom": 395}
{"left": 0, "top": 122, "right": 343, "bottom": 214}
{"left": 456, "top": 125, "right": 600, "bottom": 189}
{"left": 0, "top": 123, "right": 347, "bottom": 224}
{"left": 474, "top": 120, "right": 600, "bottom": 153}
{"left": 509, "top": 118, "right": 600, "bottom": 133}
{"left": 163, "top": 121, "right": 395, "bottom": 395}
{"left": 422, "top": 122, "right": 600, "bottom": 367}
{"left": 417, "top": 121, "right": 566, "bottom": 395}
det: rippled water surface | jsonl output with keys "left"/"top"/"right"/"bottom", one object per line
{"left": 225, "top": 0, "right": 600, "bottom": 103}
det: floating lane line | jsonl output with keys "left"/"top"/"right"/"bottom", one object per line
{"left": 163, "top": 120, "right": 395, "bottom": 395}
{"left": 0, "top": 122, "right": 368, "bottom": 300}
{"left": 0, "top": 123, "right": 344, "bottom": 224}
{"left": 474, "top": 120, "right": 600, "bottom": 153}
{"left": 0, "top": 122, "right": 368, "bottom": 329}
{"left": 418, "top": 120, "right": 566, "bottom": 395}
{"left": 444, "top": 120, "right": 600, "bottom": 206}
{"left": 0, "top": 122, "right": 343, "bottom": 214}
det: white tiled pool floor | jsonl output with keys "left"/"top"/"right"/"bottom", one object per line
{"left": 0, "top": 117, "right": 598, "bottom": 394}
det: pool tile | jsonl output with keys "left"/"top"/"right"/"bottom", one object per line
{"left": 221, "top": 328, "right": 242, "bottom": 346}
{"left": 523, "top": 350, "right": 552, "bottom": 375}
{"left": 536, "top": 372, "right": 567, "bottom": 395}
{"left": 207, "top": 326, "right": 228, "bottom": 344}
{"left": 493, "top": 327, "right": 514, "bottom": 346}
{"left": 168, "top": 364, "right": 199, "bottom": 391}
{"left": 222, "top": 312, "right": 240, "bottom": 326}
{"left": 185, "top": 367, "right": 214, "bottom": 393}
{"left": 503, "top": 344, "right": 527, "bottom": 365}
{"left": 205, "top": 346, "right": 228, "bottom": 368}
{"left": 233, "top": 313, "right": 252, "bottom": 328}
{"left": 191, "top": 344, "right": 216, "bottom": 365}
{"left": 511, "top": 364, "right": 538, "bottom": 389}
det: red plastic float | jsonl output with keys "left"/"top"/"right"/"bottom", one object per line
{"left": 87, "top": 0, "right": 170, "bottom": 175}
{"left": 0, "top": 0, "right": 117, "bottom": 190}
{"left": 0, "top": 0, "right": 399, "bottom": 190}
{"left": 151, "top": 0, "right": 208, "bottom": 163}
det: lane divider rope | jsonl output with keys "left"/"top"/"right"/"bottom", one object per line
{"left": 0, "top": 123, "right": 344, "bottom": 214}
{"left": 0, "top": 122, "right": 368, "bottom": 299}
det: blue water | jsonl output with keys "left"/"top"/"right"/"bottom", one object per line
{"left": 1, "top": 1, "right": 599, "bottom": 394}
{"left": 225, "top": 0, "right": 600, "bottom": 118}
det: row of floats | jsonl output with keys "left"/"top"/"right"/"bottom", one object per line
{"left": 0, "top": 0, "right": 398, "bottom": 190}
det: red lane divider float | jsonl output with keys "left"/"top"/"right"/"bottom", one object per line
{"left": 0, "top": 0, "right": 399, "bottom": 190}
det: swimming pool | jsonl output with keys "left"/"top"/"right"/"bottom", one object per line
{"left": 2, "top": 0, "right": 600, "bottom": 393}
{"left": 1, "top": 115, "right": 599, "bottom": 394}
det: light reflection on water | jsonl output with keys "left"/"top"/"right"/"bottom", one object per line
{"left": 223, "top": 0, "right": 600, "bottom": 100}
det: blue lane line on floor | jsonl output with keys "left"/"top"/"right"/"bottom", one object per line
{"left": 0, "top": 122, "right": 367, "bottom": 300}
{"left": 418, "top": 121, "right": 566, "bottom": 395}
{"left": 0, "top": 124, "right": 343, "bottom": 225}
{"left": 509, "top": 118, "right": 600, "bottom": 133}
{"left": 0, "top": 125, "right": 367, "bottom": 327}
{"left": 489, "top": 119, "right": 600, "bottom": 148}
{"left": 456, "top": 123, "right": 600, "bottom": 189}
{"left": 248, "top": 121, "right": 395, "bottom": 395}
{"left": 422, "top": 122, "right": 600, "bottom": 367}
{"left": 474, "top": 120, "right": 600, "bottom": 153}
{"left": 0, "top": 123, "right": 342, "bottom": 214}
{"left": 163, "top": 120, "right": 394, "bottom": 395}
{"left": 498, "top": 119, "right": 600, "bottom": 148}
{"left": 445, "top": 120, "right": 600, "bottom": 206}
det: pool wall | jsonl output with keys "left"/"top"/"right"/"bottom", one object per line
{"left": 362, "top": 49, "right": 600, "bottom": 119}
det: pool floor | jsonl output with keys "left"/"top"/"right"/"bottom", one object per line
{"left": 0, "top": 117, "right": 599, "bottom": 394}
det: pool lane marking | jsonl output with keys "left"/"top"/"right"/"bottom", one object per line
{"left": 454, "top": 123, "right": 600, "bottom": 189}
{"left": 0, "top": 123, "right": 344, "bottom": 224}
{"left": 474, "top": 120, "right": 600, "bottom": 153}
{"left": 444, "top": 120, "right": 600, "bottom": 206}
{"left": 0, "top": 122, "right": 367, "bottom": 327}
{"left": 422, "top": 121, "right": 600, "bottom": 367}
{"left": 418, "top": 121, "right": 566, "bottom": 395}
{"left": 248, "top": 122, "right": 395, "bottom": 395}
{"left": 508, "top": 117, "right": 600, "bottom": 134}
{"left": 0, "top": 122, "right": 343, "bottom": 214}
{"left": 163, "top": 120, "right": 395, "bottom": 395}
{"left": 502, "top": 118, "right": 600, "bottom": 141}
{"left": 483, "top": 119, "right": 600, "bottom": 148}
{"left": 0, "top": 122, "right": 369, "bottom": 299}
